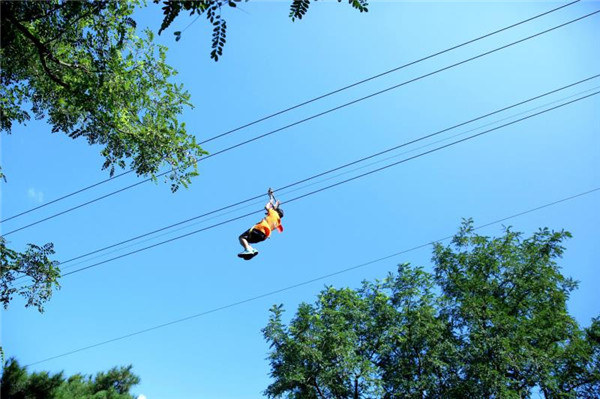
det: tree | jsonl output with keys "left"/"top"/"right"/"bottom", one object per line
{"left": 542, "top": 317, "right": 600, "bottom": 398}
{"left": 1, "top": 0, "right": 369, "bottom": 187}
{"left": 1, "top": 0, "right": 205, "bottom": 320}
{"left": 263, "top": 264, "right": 456, "bottom": 399}
{"left": 1, "top": 0, "right": 204, "bottom": 190}
{"left": 0, "top": 236, "right": 59, "bottom": 365}
{"left": 263, "top": 220, "right": 600, "bottom": 398}
{"left": 1, "top": 358, "right": 141, "bottom": 399}
{"left": 0, "top": 237, "right": 60, "bottom": 312}
{"left": 155, "top": 0, "right": 369, "bottom": 61}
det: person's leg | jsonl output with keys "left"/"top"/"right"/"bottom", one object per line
{"left": 239, "top": 230, "right": 254, "bottom": 250}
{"left": 238, "top": 229, "right": 266, "bottom": 256}
{"left": 249, "top": 229, "right": 267, "bottom": 253}
{"left": 239, "top": 233, "right": 254, "bottom": 252}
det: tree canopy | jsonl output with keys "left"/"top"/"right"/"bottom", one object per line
{"left": 1, "top": 0, "right": 202, "bottom": 321}
{"left": 1, "top": 0, "right": 369, "bottom": 186}
{"left": 263, "top": 221, "right": 600, "bottom": 398}
{"left": 0, "top": 237, "right": 60, "bottom": 312}
{"left": 1, "top": 358, "right": 141, "bottom": 399}
{"left": 1, "top": 0, "right": 204, "bottom": 190}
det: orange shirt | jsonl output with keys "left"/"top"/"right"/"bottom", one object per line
{"left": 253, "top": 208, "right": 283, "bottom": 238}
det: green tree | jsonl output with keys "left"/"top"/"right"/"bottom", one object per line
{"left": 1, "top": 358, "right": 140, "bottom": 399}
{"left": 1, "top": 0, "right": 205, "bottom": 321}
{"left": 1, "top": 0, "right": 204, "bottom": 189}
{"left": 0, "top": 237, "right": 60, "bottom": 312}
{"left": 542, "top": 317, "right": 600, "bottom": 398}
{"left": 263, "top": 221, "right": 599, "bottom": 398}
{"left": 1, "top": 0, "right": 369, "bottom": 185}
{"left": 263, "top": 264, "right": 457, "bottom": 399}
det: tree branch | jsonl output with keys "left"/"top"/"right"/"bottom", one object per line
{"left": 16, "top": 2, "right": 68, "bottom": 23}
{"left": 7, "top": 14, "right": 70, "bottom": 89}
{"left": 43, "top": 2, "right": 106, "bottom": 46}
{"left": 311, "top": 377, "right": 326, "bottom": 399}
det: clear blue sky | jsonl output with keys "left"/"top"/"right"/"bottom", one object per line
{"left": 2, "top": 1, "right": 599, "bottom": 398}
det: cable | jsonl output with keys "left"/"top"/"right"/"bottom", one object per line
{"left": 0, "top": 171, "right": 135, "bottom": 224}
{"left": 25, "top": 186, "right": 600, "bottom": 367}
{"left": 55, "top": 90, "right": 600, "bottom": 278}
{"left": 47, "top": 83, "right": 596, "bottom": 275}
{"left": 28, "top": 79, "right": 600, "bottom": 276}
{"left": 274, "top": 84, "right": 600, "bottom": 199}
{"left": 3, "top": 10, "right": 599, "bottom": 236}
{"left": 0, "top": 0, "right": 580, "bottom": 224}
{"left": 196, "top": 0, "right": 581, "bottom": 146}
{"left": 282, "top": 92, "right": 599, "bottom": 205}
{"left": 12, "top": 81, "right": 599, "bottom": 284}
{"left": 51, "top": 75, "right": 600, "bottom": 269}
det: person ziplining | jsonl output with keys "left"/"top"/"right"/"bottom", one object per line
{"left": 237, "top": 188, "right": 284, "bottom": 260}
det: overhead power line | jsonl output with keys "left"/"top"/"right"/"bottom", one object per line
{"left": 53, "top": 75, "right": 600, "bottom": 269}
{"left": 56, "top": 90, "right": 600, "bottom": 278}
{"left": 0, "top": 1, "right": 585, "bottom": 226}
{"left": 26, "top": 186, "right": 600, "bottom": 367}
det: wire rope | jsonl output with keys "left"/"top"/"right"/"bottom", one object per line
{"left": 4, "top": 9, "right": 598, "bottom": 236}
{"left": 0, "top": 0, "right": 580, "bottom": 224}
{"left": 55, "top": 90, "right": 599, "bottom": 278}
{"left": 46, "top": 82, "right": 600, "bottom": 276}
{"left": 49, "top": 75, "right": 600, "bottom": 269}
{"left": 25, "top": 186, "right": 600, "bottom": 367}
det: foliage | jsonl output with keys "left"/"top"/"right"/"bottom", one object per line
{"left": 542, "top": 317, "right": 600, "bottom": 398}
{"left": 263, "top": 220, "right": 599, "bottom": 398}
{"left": 155, "top": 0, "right": 368, "bottom": 60}
{"left": 0, "top": 237, "right": 60, "bottom": 313}
{"left": 263, "top": 264, "right": 452, "bottom": 399}
{"left": 0, "top": 235, "right": 59, "bottom": 367}
{"left": 290, "top": 0, "right": 368, "bottom": 21}
{"left": 1, "top": 0, "right": 205, "bottom": 191}
{"left": 155, "top": 0, "right": 235, "bottom": 61}
{"left": 1, "top": 0, "right": 207, "bottom": 324}
{"left": 0, "top": 358, "right": 140, "bottom": 399}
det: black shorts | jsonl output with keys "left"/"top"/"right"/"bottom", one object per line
{"left": 240, "top": 228, "right": 267, "bottom": 244}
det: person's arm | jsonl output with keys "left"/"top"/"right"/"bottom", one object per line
{"left": 265, "top": 188, "right": 277, "bottom": 210}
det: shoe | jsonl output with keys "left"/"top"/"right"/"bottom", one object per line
{"left": 251, "top": 248, "right": 259, "bottom": 255}
{"left": 238, "top": 249, "right": 254, "bottom": 258}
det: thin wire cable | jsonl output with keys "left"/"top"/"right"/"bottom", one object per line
{"left": 25, "top": 186, "right": 600, "bottom": 367}
{"left": 1, "top": 0, "right": 580, "bottom": 224}
{"left": 277, "top": 84, "right": 600, "bottom": 197}
{"left": 57, "top": 196, "right": 268, "bottom": 272}
{"left": 4, "top": 10, "right": 598, "bottom": 236}
{"left": 281, "top": 92, "right": 599, "bottom": 206}
{"left": 41, "top": 79, "right": 600, "bottom": 275}
{"left": 51, "top": 75, "right": 600, "bottom": 268}
{"left": 0, "top": 171, "right": 135, "bottom": 224}
{"left": 37, "top": 86, "right": 595, "bottom": 277}
{"left": 197, "top": 0, "right": 581, "bottom": 146}
{"left": 56, "top": 90, "right": 600, "bottom": 278}
{"left": 12, "top": 81, "right": 597, "bottom": 283}
{"left": 10, "top": 82, "right": 591, "bottom": 290}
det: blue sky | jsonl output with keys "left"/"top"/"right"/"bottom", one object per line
{"left": 1, "top": 1, "right": 599, "bottom": 398}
